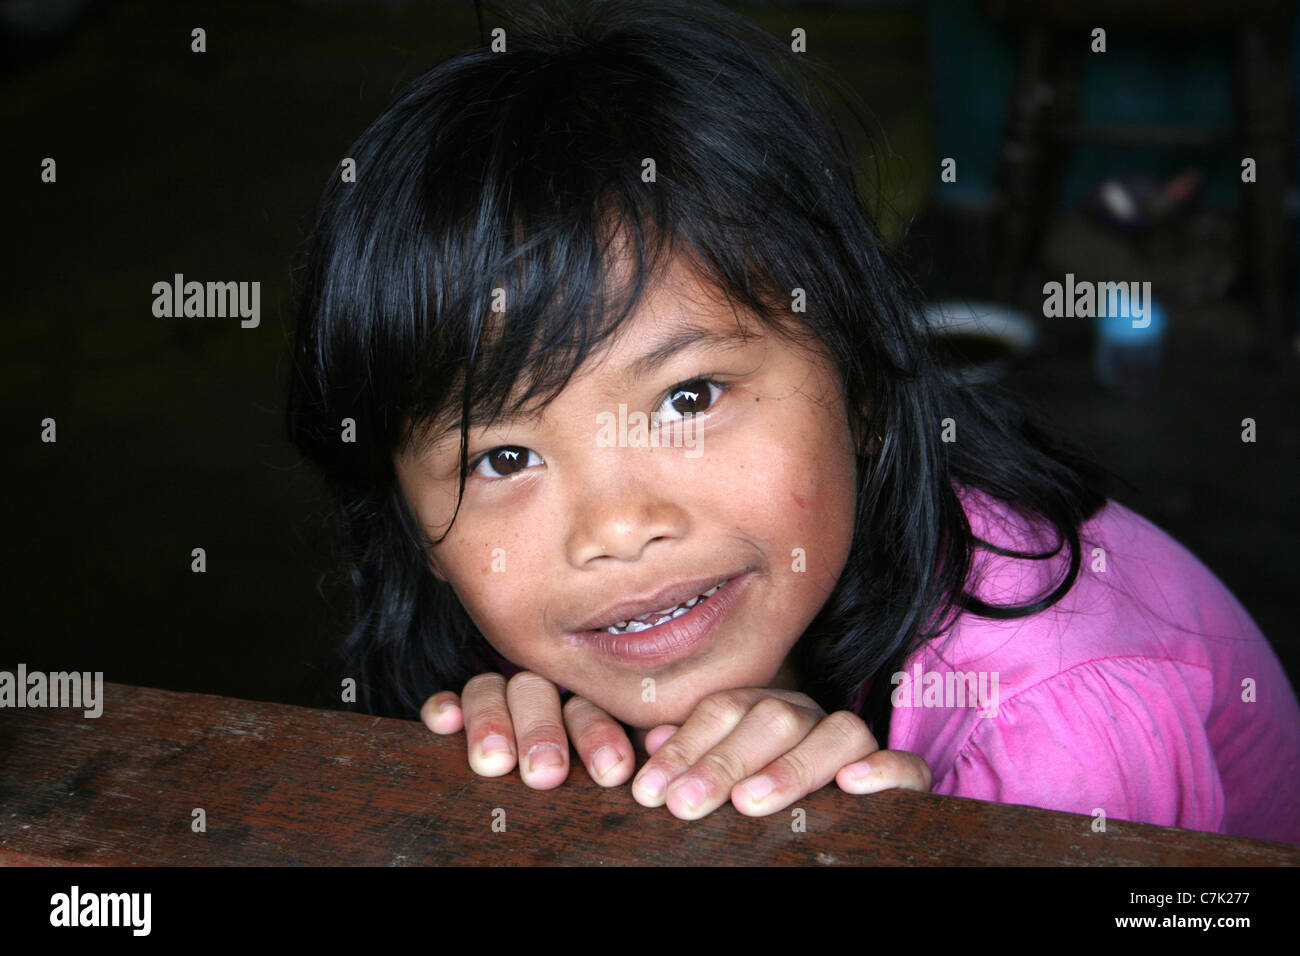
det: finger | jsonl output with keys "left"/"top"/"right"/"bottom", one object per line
{"left": 836, "top": 748, "right": 933, "bottom": 794}
{"left": 643, "top": 725, "right": 678, "bottom": 756}
{"left": 663, "top": 697, "right": 822, "bottom": 819}
{"left": 630, "top": 689, "right": 813, "bottom": 807}
{"left": 641, "top": 695, "right": 821, "bottom": 819}
{"left": 563, "top": 695, "right": 635, "bottom": 786}
{"left": 421, "top": 691, "right": 464, "bottom": 734}
{"left": 732, "top": 710, "right": 876, "bottom": 816}
{"left": 460, "top": 673, "right": 517, "bottom": 777}
{"left": 631, "top": 692, "right": 753, "bottom": 808}
{"left": 505, "top": 672, "right": 570, "bottom": 789}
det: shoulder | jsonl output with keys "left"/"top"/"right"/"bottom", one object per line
{"left": 897, "top": 488, "right": 1261, "bottom": 766}
{"left": 889, "top": 486, "right": 1300, "bottom": 838}
{"left": 922, "top": 656, "right": 1225, "bottom": 831}
{"left": 946, "top": 485, "right": 1267, "bottom": 678}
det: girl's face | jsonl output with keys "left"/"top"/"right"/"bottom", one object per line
{"left": 394, "top": 256, "right": 859, "bottom": 729}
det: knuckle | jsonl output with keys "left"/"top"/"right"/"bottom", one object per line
{"left": 785, "top": 691, "right": 820, "bottom": 711}
{"left": 699, "top": 747, "right": 747, "bottom": 784}
{"left": 749, "top": 697, "right": 801, "bottom": 739}
{"left": 562, "top": 693, "right": 602, "bottom": 724}
{"left": 518, "top": 718, "right": 566, "bottom": 745}
{"left": 697, "top": 691, "right": 747, "bottom": 728}
{"left": 463, "top": 672, "right": 506, "bottom": 697}
{"left": 561, "top": 697, "right": 624, "bottom": 755}
{"left": 505, "top": 672, "right": 563, "bottom": 722}
{"left": 505, "top": 670, "right": 545, "bottom": 695}
{"left": 874, "top": 749, "right": 931, "bottom": 790}
{"left": 873, "top": 750, "right": 907, "bottom": 781}
{"left": 823, "top": 710, "right": 873, "bottom": 751}
{"left": 870, "top": 750, "right": 903, "bottom": 782}
{"left": 652, "top": 739, "right": 692, "bottom": 772}
{"left": 567, "top": 710, "right": 619, "bottom": 748}
{"left": 771, "top": 749, "right": 817, "bottom": 790}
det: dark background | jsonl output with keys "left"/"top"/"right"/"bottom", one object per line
{"left": 4, "top": 0, "right": 1297, "bottom": 711}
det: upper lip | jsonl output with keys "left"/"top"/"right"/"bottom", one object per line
{"left": 573, "top": 571, "right": 743, "bottom": 632}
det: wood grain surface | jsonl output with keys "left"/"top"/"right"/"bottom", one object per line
{"left": 1, "top": 682, "right": 1295, "bottom": 866}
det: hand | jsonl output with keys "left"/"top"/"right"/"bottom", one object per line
{"left": 421, "top": 671, "right": 639, "bottom": 790}
{"left": 629, "top": 687, "right": 932, "bottom": 820}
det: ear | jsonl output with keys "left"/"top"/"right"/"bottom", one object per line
{"left": 850, "top": 397, "right": 879, "bottom": 457}
{"left": 427, "top": 554, "right": 448, "bottom": 583}
{"left": 851, "top": 413, "right": 868, "bottom": 456}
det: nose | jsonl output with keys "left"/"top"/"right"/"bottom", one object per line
{"left": 565, "top": 468, "right": 688, "bottom": 564}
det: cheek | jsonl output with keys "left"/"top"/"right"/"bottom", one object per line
{"left": 713, "top": 408, "right": 855, "bottom": 544}
{"left": 720, "top": 411, "right": 856, "bottom": 637}
{"left": 398, "top": 468, "right": 463, "bottom": 536}
{"left": 427, "top": 520, "right": 547, "bottom": 643}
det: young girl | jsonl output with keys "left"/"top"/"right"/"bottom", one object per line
{"left": 286, "top": 0, "right": 1300, "bottom": 843}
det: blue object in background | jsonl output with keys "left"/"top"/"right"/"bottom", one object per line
{"left": 1094, "top": 286, "right": 1168, "bottom": 394}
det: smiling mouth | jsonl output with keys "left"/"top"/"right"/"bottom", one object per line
{"left": 566, "top": 571, "right": 755, "bottom": 666}
{"left": 599, "top": 581, "right": 726, "bottom": 634}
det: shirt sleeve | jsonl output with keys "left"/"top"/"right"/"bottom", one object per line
{"left": 933, "top": 656, "right": 1226, "bottom": 833}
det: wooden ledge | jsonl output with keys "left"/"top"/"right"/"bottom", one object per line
{"left": 1, "top": 682, "right": 1295, "bottom": 866}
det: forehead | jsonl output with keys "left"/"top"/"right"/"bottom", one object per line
{"left": 593, "top": 258, "right": 763, "bottom": 379}
{"left": 407, "top": 253, "right": 772, "bottom": 448}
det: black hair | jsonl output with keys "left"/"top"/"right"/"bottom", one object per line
{"left": 286, "top": 0, "right": 1118, "bottom": 742}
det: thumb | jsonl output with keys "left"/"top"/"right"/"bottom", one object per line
{"left": 836, "top": 749, "right": 932, "bottom": 794}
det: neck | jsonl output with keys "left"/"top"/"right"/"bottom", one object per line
{"left": 771, "top": 651, "right": 803, "bottom": 692}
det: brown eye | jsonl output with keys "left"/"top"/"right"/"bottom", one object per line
{"left": 472, "top": 445, "right": 537, "bottom": 479}
{"left": 661, "top": 378, "right": 722, "bottom": 420}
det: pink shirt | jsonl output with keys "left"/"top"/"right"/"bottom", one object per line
{"left": 884, "top": 484, "right": 1300, "bottom": 845}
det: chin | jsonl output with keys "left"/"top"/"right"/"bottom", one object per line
{"left": 565, "top": 661, "right": 786, "bottom": 730}
{"left": 579, "top": 690, "right": 696, "bottom": 730}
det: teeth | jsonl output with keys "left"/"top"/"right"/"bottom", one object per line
{"left": 602, "top": 582, "right": 724, "bottom": 634}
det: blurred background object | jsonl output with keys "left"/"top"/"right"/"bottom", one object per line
{"left": 922, "top": 300, "right": 1038, "bottom": 385}
{"left": 984, "top": 0, "right": 1295, "bottom": 340}
{"left": 924, "top": 0, "right": 1298, "bottom": 337}
{"left": 2, "top": 0, "right": 1297, "bottom": 708}
{"left": 0, "top": 0, "right": 98, "bottom": 37}
{"left": 1092, "top": 288, "right": 1168, "bottom": 395}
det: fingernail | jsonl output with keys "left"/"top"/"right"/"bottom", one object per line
{"left": 482, "top": 734, "right": 512, "bottom": 757}
{"left": 743, "top": 775, "right": 774, "bottom": 801}
{"left": 591, "top": 746, "right": 620, "bottom": 777}
{"left": 635, "top": 769, "right": 667, "bottom": 801}
{"left": 527, "top": 744, "right": 565, "bottom": 772}
{"left": 671, "top": 778, "right": 706, "bottom": 811}
{"left": 437, "top": 700, "right": 458, "bottom": 713}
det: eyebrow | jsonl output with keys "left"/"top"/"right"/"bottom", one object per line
{"left": 415, "top": 320, "right": 753, "bottom": 455}
{"left": 622, "top": 321, "right": 752, "bottom": 382}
